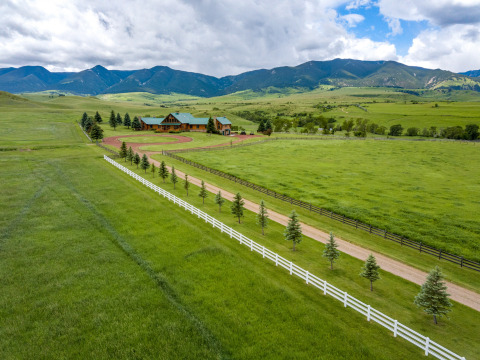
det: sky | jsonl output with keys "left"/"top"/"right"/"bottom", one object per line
{"left": 1, "top": 0, "right": 480, "bottom": 77}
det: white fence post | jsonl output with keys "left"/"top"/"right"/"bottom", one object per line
{"left": 425, "top": 337, "right": 430, "bottom": 356}
{"left": 275, "top": 254, "right": 278, "bottom": 266}
{"left": 393, "top": 320, "right": 398, "bottom": 337}
{"left": 344, "top": 292, "right": 348, "bottom": 307}
{"left": 306, "top": 271, "right": 309, "bottom": 284}
{"left": 250, "top": 240, "right": 253, "bottom": 251}
{"left": 367, "top": 305, "right": 371, "bottom": 321}
{"left": 323, "top": 280, "right": 327, "bottom": 295}
{"left": 262, "top": 246, "right": 265, "bottom": 258}
{"left": 289, "top": 261, "right": 293, "bottom": 275}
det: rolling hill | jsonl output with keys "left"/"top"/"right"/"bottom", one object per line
{"left": 1, "top": 59, "right": 479, "bottom": 97}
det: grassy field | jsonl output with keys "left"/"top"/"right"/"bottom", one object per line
{"left": 179, "top": 139, "right": 480, "bottom": 262}
{"left": 1, "top": 90, "right": 479, "bottom": 358}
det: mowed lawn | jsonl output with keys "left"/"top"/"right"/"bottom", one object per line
{"left": 181, "top": 139, "right": 480, "bottom": 261}
{"left": 0, "top": 147, "right": 427, "bottom": 359}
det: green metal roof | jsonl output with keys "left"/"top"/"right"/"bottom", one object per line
{"left": 216, "top": 116, "right": 231, "bottom": 125}
{"left": 141, "top": 117, "right": 164, "bottom": 125}
{"left": 169, "top": 112, "right": 196, "bottom": 124}
{"left": 188, "top": 117, "right": 209, "bottom": 125}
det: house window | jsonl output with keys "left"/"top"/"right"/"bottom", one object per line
{"left": 196, "top": 125, "right": 199, "bottom": 129}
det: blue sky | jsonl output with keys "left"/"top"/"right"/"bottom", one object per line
{"left": 0, "top": 0, "right": 479, "bottom": 76}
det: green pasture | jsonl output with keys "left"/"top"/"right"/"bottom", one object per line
{"left": 111, "top": 156, "right": 478, "bottom": 359}
{"left": 179, "top": 139, "right": 480, "bottom": 262}
{"left": 0, "top": 146, "right": 433, "bottom": 359}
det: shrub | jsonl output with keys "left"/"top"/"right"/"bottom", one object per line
{"left": 406, "top": 127, "right": 420, "bottom": 136}
{"left": 388, "top": 124, "right": 403, "bottom": 136}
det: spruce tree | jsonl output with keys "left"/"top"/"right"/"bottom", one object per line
{"left": 81, "top": 112, "right": 88, "bottom": 128}
{"left": 94, "top": 111, "right": 102, "bottom": 123}
{"left": 284, "top": 210, "right": 302, "bottom": 251}
{"left": 257, "top": 119, "right": 266, "bottom": 133}
{"left": 360, "top": 254, "right": 380, "bottom": 291}
{"left": 151, "top": 163, "right": 156, "bottom": 177}
{"left": 159, "top": 160, "right": 169, "bottom": 183}
{"left": 119, "top": 141, "right": 128, "bottom": 161}
{"left": 414, "top": 266, "right": 452, "bottom": 324}
{"left": 126, "top": 146, "right": 134, "bottom": 165}
{"left": 206, "top": 117, "right": 216, "bottom": 134}
{"left": 230, "top": 192, "right": 245, "bottom": 223}
{"left": 90, "top": 123, "right": 104, "bottom": 143}
{"left": 140, "top": 154, "right": 150, "bottom": 173}
{"left": 132, "top": 116, "right": 141, "bottom": 130}
{"left": 323, "top": 232, "right": 340, "bottom": 270}
{"left": 170, "top": 166, "right": 178, "bottom": 189}
{"left": 116, "top": 113, "right": 123, "bottom": 125}
{"left": 198, "top": 180, "right": 208, "bottom": 204}
{"left": 256, "top": 200, "right": 269, "bottom": 235}
{"left": 265, "top": 118, "right": 273, "bottom": 131}
{"left": 109, "top": 110, "right": 116, "bottom": 130}
{"left": 124, "top": 113, "right": 131, "bottom": 128}
{"left": 214, "top": 191, "right": 225, "bottom": 212}
{"left": 84, "top": 117, "right": 93, "bottom": 133}
{"left": 184, "top": 174, "right": 190, "bottom": 196}
{"left": 133, "top": 153, "right": 141, "bottom": 168}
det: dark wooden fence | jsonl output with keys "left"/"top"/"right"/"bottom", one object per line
{"left": 163, "top": 150, "right": 480, "bottom": 272}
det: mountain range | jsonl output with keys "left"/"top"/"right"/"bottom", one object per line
{"left": 1, "top": 59, "right": 479, "bottom": 97}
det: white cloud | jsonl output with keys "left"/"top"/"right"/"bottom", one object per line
{"left": 385, "top": 17, "right": 402, "bottom": 36}
{"left": 400, "top": 24, "right": 480, "bottom": 72}
{"left": 346, "top": 0, "right": 372, "bottom": 10}
{"left": 340, "top": 14, "right": 365, "bottom": 27}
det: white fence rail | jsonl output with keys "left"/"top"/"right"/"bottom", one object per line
{"left": 104, "top": 155, "right": 466, "bottom": 360}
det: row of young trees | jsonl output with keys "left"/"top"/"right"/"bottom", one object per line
{"left": 106, "top": 110, "right": 141, "bottom": 131}
{"left": 80, "top": 112, "right": 104, "bottom": 142}
{"left": 118, "top": 144, "right": 452, "bottom": 325}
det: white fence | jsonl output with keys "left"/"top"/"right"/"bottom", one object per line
{"left": 104, "top": 155, "right": 466, "bottom": 360}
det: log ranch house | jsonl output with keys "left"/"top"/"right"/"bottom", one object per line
{"left": 140, "top": 112, "right": 232, "bottom": 135}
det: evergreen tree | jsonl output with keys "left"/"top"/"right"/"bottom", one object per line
{"left": 109, "top": 110, "right": 116, "bottom": 130}
{"left": 140, "top": 154, "right": 150, "bottom": 173}
{"left": 81, "top": 112, "right": 88, "bottom": 128}
{"left": 132, "top": 116, "right": 141, "bottom": 130}
{"left": 206, "top": 117, "right": 216, "bottom": 134}
{"left": 184, "top": 174, "right": 190, "bottom": 196}
{"left": 90, "top": 123, "right": 104, "bottom": 143}
{"left": 119, "top": 141, "right": 128, "bottom": 161}
{"left": 257, "top": 119, "right": 266, "bottom": 133}
{"left": 256, "top": 200, "right": 269, "bottom": 235}
{"left": 170, "top": 166, "right": 178, "bottom": 189}
{"left": 126, "top": 146, "right": 134, "bottom": 165}
{"left": 264, "top": 118, "right": 273, "bottom": 131}
{"left": 133, "top": 153, "right": 141, "bottom": 168}
{"left": 360, "top": 254, "right": 380, "bottom": 291}
{"left": 284, "top": 210, "right": 302, "bottom": 251}
{"left": 124, "top": 113, "right": 131, "bottom": 128}
{"left": 159, "top": 160, "right": 169, "bottom": 183}
{"left": 94, "top": 111, "right": 102, "bottom": 123}
{"left": 230, "top": 192, "right": 245, "bottom": 223}
{"left": 116, "top": 112, "right": 123, "bottom": 125}
{"left": 84, "top": 117, "right": 93, "bottom": 133}
{"left": 214, "top": 191, "right": 225, "bottom": 212}
{"left": 323, "top": 232, "right": 340, "bottom": 270}
{"left": 198, "top": 180, "right": 208, "bottom": 204}
{"left": 414, "top": 266, "right": 452, "bottom": 324}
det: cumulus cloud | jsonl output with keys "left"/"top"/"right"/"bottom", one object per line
{"left": 0, "top": 0, "right": 397, "bottom": 76}
{"left": 340, "top": 14, "right": 365, "bottom": 28}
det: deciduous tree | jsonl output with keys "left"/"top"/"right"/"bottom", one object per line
{"left": 284, "top": 210, "right": 302, "bottom": 251}
{"left": 231, "top": 192, "right": 245, "bottom": 223}
{"left": 388, "top": 124, "right": 403, "bottom": 136}
{"left": 360, "top": 254, "right": 380, "bottom": 291}
{"left": 414, "top": 266, "right": 452, "bottom": 324}
{"left": 323, "top": 232, "right": 340, "bottom": 270}
{"left": 151, "top": 163, "right": 156, "bottom": 178}
{"left": 256, "top": 200, "right": 269, "bottom": 235}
